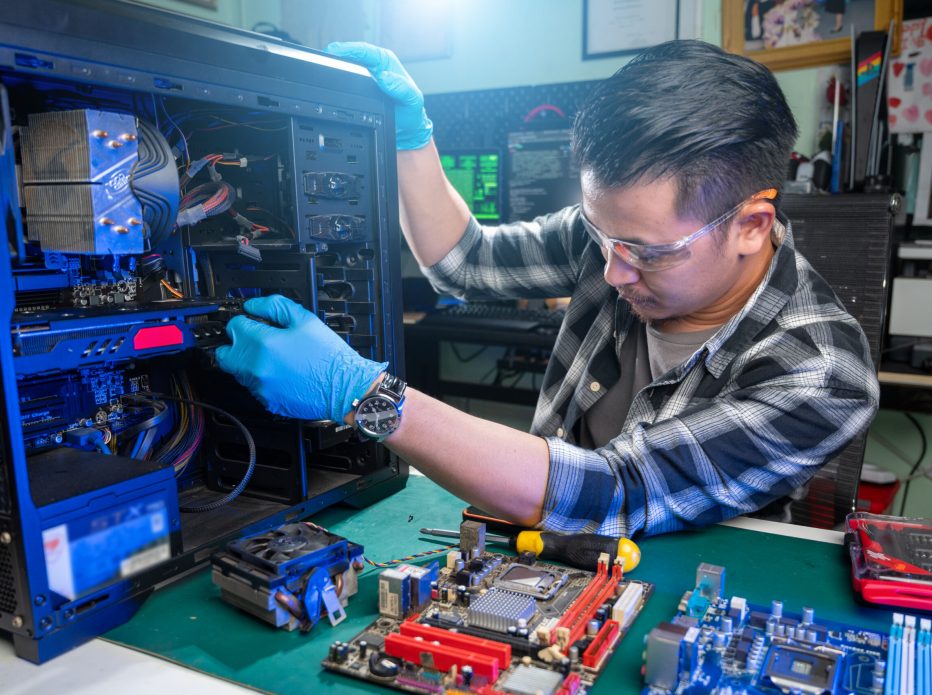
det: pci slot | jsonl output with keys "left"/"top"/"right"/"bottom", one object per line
{"left": 581, "top": 619, "right": 620, "bottom": 669}
{"left": 400, "top": 621, "right": 512, "bottom": 666}
{"left": 383, "top": 633, "right": 501, "bottom": 682}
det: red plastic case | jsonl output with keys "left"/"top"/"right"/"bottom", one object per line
{"left": 845, "top": 512, "right": 932, "bottom": 611}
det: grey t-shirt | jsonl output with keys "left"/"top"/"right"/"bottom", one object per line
{"left": 578, "top": 321, "right": 721, "bottom": 449}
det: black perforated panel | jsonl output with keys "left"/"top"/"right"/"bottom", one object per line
{"left": 425, "top": 80, "right": 600, "bottom": 151}
{"left": 0, "top": 522, "right": 15, "bottom": 614}
{"left": 782, "top": 193, "right": 896, "bottom": 528}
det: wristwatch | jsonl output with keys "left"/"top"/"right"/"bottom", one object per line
{"left": 352, "top": 373, "right": 406, "bottom": 441}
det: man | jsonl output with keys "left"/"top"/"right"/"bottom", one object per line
{"left": 216, "top": 40, "right": 878, "bottom": 538}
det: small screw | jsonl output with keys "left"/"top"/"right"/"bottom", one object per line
{"left": 0, "top": 532, "right": 11, "bottom": 544}
{"left": 39, "top": 617, "right": 53, "bottom": 630}
{"left": 11, "top": 616, "right": 24, "bottom": 628}
{"left": 34, "top": 595, "right": 46, "bottom": 606}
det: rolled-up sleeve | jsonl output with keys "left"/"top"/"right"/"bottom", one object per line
{"left": 420, "top": 208, "right": 584, "bottom": 301}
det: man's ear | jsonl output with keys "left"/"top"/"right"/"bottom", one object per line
{"left": 734, "top": 201, "right": 776, "bottom": 256}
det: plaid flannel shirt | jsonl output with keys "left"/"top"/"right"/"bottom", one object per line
{"left": 421, "top": 206, "right": 879, "bottom": 538}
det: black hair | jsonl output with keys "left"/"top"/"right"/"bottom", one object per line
{"left": 572, "top": 40, "right": 798, "bottom": 224}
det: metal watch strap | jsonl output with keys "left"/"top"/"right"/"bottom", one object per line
{"left": 377, "top": 373, "right": 406, "bottom": 401}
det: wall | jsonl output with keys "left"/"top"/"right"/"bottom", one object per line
{"left": 394, "top": 0, "right": 820, "bottom": 155}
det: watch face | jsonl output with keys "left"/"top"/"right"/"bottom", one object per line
{"left": 355, "top": 395, "right": 400, "bottom": 437}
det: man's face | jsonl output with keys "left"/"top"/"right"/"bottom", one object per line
{"left": 580, "top": 174, "right": 755, "bottom": 328}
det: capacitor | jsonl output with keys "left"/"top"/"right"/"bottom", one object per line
{"left": 713, "top": 632, "right": 727, "bottom": 649}
{"left": 721, "top": 617, "right": 733, "bottom": 634}
{"left": 559, "top": 657, "right": 572, "bottom": 675}
{"left": 802, "top": 607, "right": 814, "bottom": 625}
{"left": 806, "top": 629, "right": 818, "bottom": 643}
{"left": 872, "top": 659, "right": 886, "bottom": 690}
{"left": 787, "top": 627, "right": 796, "bottom": 640}
{"left": 328, "top": 641, "right": 343, "bottom": 662}
{"left": 569, "top": 646, "right": 580, "bottom": 663}
{"left": 770, "top": 600, "right": 783, "bottom": 619}
{"left": 517, "top": 627, "right": 529, "bottom": 638}
{"left": 587, "top": 620, "right": 601, "bottom": 636}
{"left": 358, "top": 640, "right": 368, "bottom": 657}
{"left": 775, "top": 624, "right": 786, "bottom": 637}
{"left": 462, "top": 665, "right": 473, "bottom": 687}
{"left": 765, "top": 617, "right": 777, "bottom": 635}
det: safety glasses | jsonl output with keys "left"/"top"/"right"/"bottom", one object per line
{"left": 581, "top": 188, "right": 778, "bottom": 272}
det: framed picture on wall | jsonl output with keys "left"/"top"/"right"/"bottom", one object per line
{"left": 721, "top": 0, "right": 902, "bottom": 71}
{"left": 583, "top": 0, "right": 680, "bottom": 60}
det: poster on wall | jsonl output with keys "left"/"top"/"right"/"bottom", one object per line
{"left": 583, "top": 0, "right": 679, "bottom": 59}
{"left": 887, "top": 17, "right": 932, "bottom": 133}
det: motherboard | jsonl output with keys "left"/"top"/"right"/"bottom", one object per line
{"left": 323, "top": 526, "right": 652, "bottom": 695}
{"left": 642, "top": 563, "right": 929, "bottom": 695}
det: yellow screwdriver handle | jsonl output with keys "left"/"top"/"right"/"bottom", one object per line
{"left": 513, "top": 531, "right": 641, "bottom": 572}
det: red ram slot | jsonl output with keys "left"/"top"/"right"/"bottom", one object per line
{"left": 400, "top": 622, "right": 511, "bottom": 666}
{"left": 384, "top": 633, "right": 500, "bottom": 681}
{"left": 553, "top": 562, "right": 622, "bottom": 648}
{"left": 581, "top": 619, "right": 620, "bottom": 669}
{"left": 557, "top": 673, "right": 583, "bottom": 695}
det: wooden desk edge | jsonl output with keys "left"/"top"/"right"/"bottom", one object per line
{"left": 719, "top": 516, "right": 844, "bottom": 544}
{"left": 878, "top": 370, "right": 932, "bottom": 388}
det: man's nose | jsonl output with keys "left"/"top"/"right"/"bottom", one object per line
{"left": 603, "top": 251, "right": 640, "bottom": 286}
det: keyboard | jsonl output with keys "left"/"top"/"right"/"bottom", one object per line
{"left": 418, "top": 304, "right": 566, "bottom": 333}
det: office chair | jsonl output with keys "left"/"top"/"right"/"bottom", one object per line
{"left": 773, "top": 193, "right": 898, "bottom": 528}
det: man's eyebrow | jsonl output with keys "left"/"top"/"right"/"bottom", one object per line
{"left": 582, "top": 209, "right": 652, "bottom": 245}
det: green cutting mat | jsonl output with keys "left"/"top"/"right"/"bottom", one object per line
{"left": 105, "top": 475, "right": 896, "bottom": 694}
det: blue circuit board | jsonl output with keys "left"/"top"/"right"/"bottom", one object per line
{"left": 19, "top": 368, "right": 150, "bottom": 452}
{"left": 643, "top": 563, "right": 889, "bottom": 695}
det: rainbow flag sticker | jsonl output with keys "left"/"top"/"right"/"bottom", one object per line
{"left": 857, "top": 51, "right": 882, "bottom": 87}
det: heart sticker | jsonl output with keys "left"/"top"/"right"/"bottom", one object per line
{"left": 921, "top": 58, "right": 932, "bottom": 77}
{"left": 904, "top": 105, "right": 920, "bottom": 122}
{"left": 893, "top": 62, "right": 905, "bottom": 77}
{"left": 889, "top": 97, "right": 902, "bottom": 108}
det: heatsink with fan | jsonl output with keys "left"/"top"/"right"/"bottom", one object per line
{"left": 211, "top": 522, "right": 364, "bottom": 632}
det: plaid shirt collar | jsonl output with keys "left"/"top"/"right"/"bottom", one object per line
{"left": 536, "top": 215, "right": 798, "bottom": 435}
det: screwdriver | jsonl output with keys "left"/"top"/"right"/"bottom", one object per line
{"left": 419, "top": 527, "right": 641, "bottom": 572}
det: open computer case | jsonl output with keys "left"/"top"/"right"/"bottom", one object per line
{"left": 0, "top": 0, "right": 407, "bottom": 662}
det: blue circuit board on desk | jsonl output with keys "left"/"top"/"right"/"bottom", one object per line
{"left": 643, "top": 563, "right": 890, "bottom": 695}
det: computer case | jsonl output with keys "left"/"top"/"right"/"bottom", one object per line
{"left": 0, "top": 0, "right": 407, "bottom": 662}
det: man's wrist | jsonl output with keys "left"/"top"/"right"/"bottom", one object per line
{"left": 343, "top": 372, "right": 386, "bottom": 425}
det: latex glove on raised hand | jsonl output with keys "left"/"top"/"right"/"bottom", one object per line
{"left": 325, "top": 41, "right": 433, "bottom": 150}
{"left": 214, "top": 295, "right": 387, "bottom": 422}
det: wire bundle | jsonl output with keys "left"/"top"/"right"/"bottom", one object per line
{"left": 153, "top": 374, "right": 205, "bottom": 476}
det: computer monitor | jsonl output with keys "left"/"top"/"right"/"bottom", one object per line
{"left": 507, "top": 129, "right": 581, "bottom": 222}
{"left": 439, "top": 150, "right": 502, "bottom": 222}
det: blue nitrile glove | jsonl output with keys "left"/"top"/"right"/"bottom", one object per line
{"left": 325, "top": 41, "right": 433, "bottom": 150}
{"left": 214, "top": 295, "right": 387, "bottom": 422}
